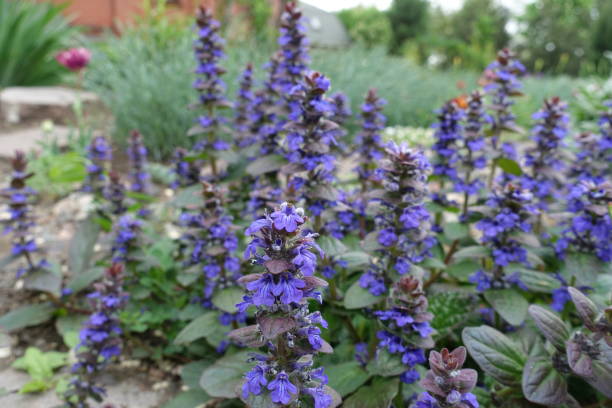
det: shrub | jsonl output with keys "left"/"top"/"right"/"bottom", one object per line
{"left": 337, "top": 6, "right": 392, "bottom": 49}
{"left": 0, "top": 0, "right": 76, "bottom": 87}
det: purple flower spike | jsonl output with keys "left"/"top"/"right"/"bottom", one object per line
{"left": 233, "top": 202, "right": 334, "bottom": 407}
{"left": 64, "top": 264, "right": 128, "bottom": 407}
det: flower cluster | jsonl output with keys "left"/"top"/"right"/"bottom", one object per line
{"left": 1, "top": 151, "right": 49, "bottom": 277}
{"left": 178, "top": 182, "right": 241, "bottom": 312}
{"left": 56, "top": 47, "right": 91, "bottom": 72}
{"left": 416, "top": 346, "right": 479, "bottom": 408}
{"left": 191, "top": 6, "right": 230, "bottom": 154}
{"left": 127, "top": 130, "right": 150, "bottom": 193}
{"left": 103, "top": 171, "right": 126, "bottom": 216}
{"left": 555, "top": 179, "right": 611, "bottom": 262}
{"left": 375, "top": 276, "right": 434, "bottom": 385}
{"left": 483, "top": 48, "right": 526, "bottom": 148}
{"left": 322, "top": 190, "right": 362, "bottom": 240}
{"left": 231, "top": 203, "right": 334, "bottom": 407}
{"left": 284, "top": 72, "right": 340, "bottom": 216}
{"left": 83, "top": 135, "right": 112, "bottom": 194}
{"left": 234, "top": 63, "right": 256, "bottom": 148}
{"left": 355, "top": 88, "right": 387, "bottom": 185}
{"left": 64, "top": 264, "right": 128, "bottom": 407}
{"left": 111, "top": 215, "right": 142, "bottom": 263}
{"left": 360, "top": 142, "right": 435, "bottom": 296}
{"left": 470, "top": 183, "right": 537, "bottom": 291}
{"left": 455, "top": 91, "right": 488, "bottom": 211}
{"left": 276, "top": 2, "right": 310, "bottom": 97}
{"left": 520, "top": 97, "right": 569, "bottom": 209}
{"left": 571, "top": 101, "right": 612, "bottom": 182}
{"left": 252, "top": 53, "right": 285, "bottom": 156}
{"left": 170, "top": 148, "right": 201, "bottom": 189}
{"left": 432, "top": 100, "right": 464, "bottom": 182}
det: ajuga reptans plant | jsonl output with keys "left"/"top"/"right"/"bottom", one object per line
{"left": 230, "top": 203, "right": 337, "bottom": 407}
{"left": 1, "top": 151, "right": 50, "bottom": 277}
{"left": 360, "top": 142, "right": 435, "bottom": 296}
{"left": 64, "top": 264, "right": 128, "bottom": 407}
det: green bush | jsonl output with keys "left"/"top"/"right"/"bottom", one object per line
{"left": 86, "top": 28, "right": 581, "bottom": 158}
{"left": 337, "top": 6, "right": 392, "bottom": 49}
{"left": 0, "top": 0, "right": 75, "bottom": 87}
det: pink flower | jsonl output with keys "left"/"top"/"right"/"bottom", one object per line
{"left": 56, "top": 47, "right": 91, "bottom": 71}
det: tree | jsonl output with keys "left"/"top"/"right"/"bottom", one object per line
{"left": 387, "top": 0, "right": 429, "bottom": 53}
{"left": 517, "top": 0, "right": 596, "bottom": 76}
{"left": 338, "top": 6, "right": 392, "bottom": 49}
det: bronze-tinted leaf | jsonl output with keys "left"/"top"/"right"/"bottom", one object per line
{"left": 566, "top": 340, "right": 593, "bottom": 377}
{"left": 303, "top": 276, "right": 329, "bottom": 291}
{"left": 258, "top": 315, "right": 297, "bottom": 339}
{"left": 264, "top": 259, "right": 292, "bottom": 275}
{"left": 228, "top": 325, "right": 265, "bottom": 348}
{"left": 237, "top": 273, "right": 262, "bottom": 285}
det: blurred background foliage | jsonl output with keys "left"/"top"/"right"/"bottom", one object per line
{"left": 5, "top": 0, "right": 609, "bottom": 158}
{"left": 0, "top": 0, "right": 77, "bottom": 87}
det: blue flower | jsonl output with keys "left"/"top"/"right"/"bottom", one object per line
{"left": 271, "top": 202, "right": 304, "bottom": 232}
{"left": 247, "top": 274, "right": 277, "bottom": 306}
{"left": 378, "top": 228, "right": 398, "bottom": 247}
{"left": 400, "top": 369, "right": 420, "bottom": 384}
{"left": 242, "top": 365, "right": 268, "bottom": 398}
{"left": 305, "top": 387, "right": 332, "bottom": 408}
{"left": 273, "top": 273, "right": 306, "bottom": 304}
{"left": 267, "top": 372, "right": 298, "bottom": 405}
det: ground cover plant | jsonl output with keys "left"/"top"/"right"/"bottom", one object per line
{"left": 0, "top": 2, "right": 611, "bottom": 408}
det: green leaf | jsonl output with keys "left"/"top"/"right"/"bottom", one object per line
{"left": 429, "top": 292, "right": 474, "bottom": 332}
{"left": 12, "top": 347, "right": 67, "bottom": 381}
{"left": 66, "top": 267, "right": 104, "bottom": 293}
{"left": 484, "top": 289, "right": 529, "bottom": 326}
{"left": 68, "top": 216, "right": 101, "bottom": 276}
{"left": 174, "top": 312, "right": 218, "bottom": 345}
{"left": 48, "top": 152, "right": 86, "bottom": 183}
{"left": 527, "top": 305, "right": 570, "bottom": 350}
{"left": 339, "top": 251, "right": 371, "bottom": 270}
{"left": 462, "top": 326, "right": 526, "bottom": 386}
{"left": 211, "top": 287, "right": 244, "bottom": 313}
{"left": 245, "top": 154, "right": 286, "bottom": 176}
{"left": 23, "top": 263, "right": 62, "bottom": 296}
{"left": 326, "top": 361, "right": 370, "bottom": 396}
{"left": 522, "top": 356, "right": 568, "bottom": 405}
{"left": 444, "top": 222, "right": 470, "bottom": 240}
{"left": 200, "top": 351, "right": 252, "bottom": 398}
{"left": 343, "top": 377, "right": 399, "bottom": 408}
{"left": 509, "top": 268, "right": 560, "bottom": 293}
{"left": 0, "top": 303, "right": 56, "bottom": 332}
{"left": 55, "top": 315, "right": 87, "bottom": 349}
{"left": 318, "top": 236, "right": 348, "bottom": 257}
{"left": 172, "top": 184, "right": 203, "bottom": 208}
{"left": 361, "top": 231, "right": 381, "bottom": 252}
{"left": 125, "top": 191, "right": 156, "bottom": 203}
{"left": 560, "top": 253, "right": 610, "bottom": 287}
{"left": 162, "top": 390, "right": 211, "bottom": 408}
{"left": 451, "top": 245, "right": 490, "bottom": 260}
{"left": 446, "top": 260, "right": 480, "bottom": 282}
{"left": 422, "top": 257, "right": 446, "bottom": 270}
{"left": 495, "top": 157, "right": 522, "bottom": 176}
{"left": 366, "top": 349, "right": 406, "bottom": 377}
{"left": 19, "top": 378, "right": 50, "bottom": 393}
{"left": 344, "top": 280, "right": 381, "bottom": 309}
{"left": 181, "top": 360, "right": 214, "bottom": 389}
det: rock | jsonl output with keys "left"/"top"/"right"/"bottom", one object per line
{"left": 0, "top": 87, "right": 99, "bottom": 125}
{"left": 0, "top": 126, "right": 70, "bottom": 158}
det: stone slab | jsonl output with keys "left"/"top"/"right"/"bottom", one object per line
{"left": 0, "top": 126, "right": 70, "bottom": 158}
{"left": 0, "top": 87, "right": 99, "bottom": 125}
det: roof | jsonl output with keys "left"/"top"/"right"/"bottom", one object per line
{"left": 300, "top": 1, "right": 350, "bottom": 47}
